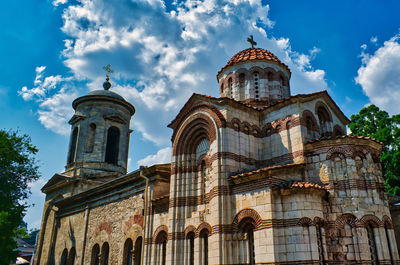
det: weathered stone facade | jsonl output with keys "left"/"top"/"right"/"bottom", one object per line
{"left": 36, "top": 47, "right": 400, "bottom": 265}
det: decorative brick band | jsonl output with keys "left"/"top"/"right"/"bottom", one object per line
{"left": 168, "top": 185, "right": 229, "bottom": 208}
{"left": 146, "top": 214, "right": 392, "bottom": 245}
{"left": 171, "top": 150, "right": 305, "bottom": 175}
{"left": 329, "top": 179, "right": 385, "bottom": 192}
{"left": 305, "top": 141, "right": 381, "bottom": 163}
{"left": 225, "top": 115, "right": 301, "bottom": 137}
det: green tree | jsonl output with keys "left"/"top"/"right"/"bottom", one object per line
{"left": 0, "top": 130, "right": 40, "bottom": 264}
{"left": 349, "top": 104, "right": 400, "bottom": 195}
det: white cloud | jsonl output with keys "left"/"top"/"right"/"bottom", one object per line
{"left": 22, "top": 0, "right": 328, "bottom": 144}
{"left": 137, "top": 147, "right": 172, "bottom": 167}
{"left": 370, "top": 36, "right": 378, "bottom": 44}
{"left": 19, "top": 67, "right": 76, "bottom": 135}
{"left": 355, "top": 33, "right": 400, "bottom": 114}
{"left": 53, "top": 0, "right": 68, "bottom": 6}
{"left": 24, "top": 178, "right": 47, "bottom": 230}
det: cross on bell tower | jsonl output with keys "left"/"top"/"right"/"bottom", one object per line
{"left": 103, "top": 64, "right": 114, "bottom": 90}
{"left": 247, "top": 35, "right": 257, "bottom": 49}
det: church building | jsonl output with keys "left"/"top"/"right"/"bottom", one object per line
{"left": 35, "top": 42, "right": 400, "bottom": 265}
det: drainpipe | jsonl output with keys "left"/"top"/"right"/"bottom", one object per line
{"left": 81, "top": 205, "right": 90, "bottom": 265}
{"left": 139, "top": 166, "right": 149, "bottom": 265}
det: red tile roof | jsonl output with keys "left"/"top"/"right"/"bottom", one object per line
{"left": 228, "top": 163, "right": 305, "bottom": 180}
{"left": 287, "top": 181, "right": 327, "bottom": 191}
{"left": 217, "top": 48, "right": 291, "bottom": 78}
{"left": 306, "top": 135, "right": 383, "bottom": 145}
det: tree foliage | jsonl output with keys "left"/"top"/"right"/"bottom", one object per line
{"left": 349, "top": 104, "right": 400, "bottom": 195}
{"left": 0, "top": 130, "right": 40, "bottom": 264}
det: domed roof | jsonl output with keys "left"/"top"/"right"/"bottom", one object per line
{"left": 87, "top": 89, "right": 125, "bottom": 101}
{"left": 217, "top": 48, "right": 290, "bottom": 78}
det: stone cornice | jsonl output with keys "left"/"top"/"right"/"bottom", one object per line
{"left": 54, "top": 163, "right": 170, "bottom": 209}
{"left": 228, "top": 163, "right": 305, "bottom": 185}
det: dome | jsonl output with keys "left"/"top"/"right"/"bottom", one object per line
{"left": 87, "top": 89, "right": 125, "bottom": 101}
{"left": 217, "top": 48, "right": 290, "bottom": 79}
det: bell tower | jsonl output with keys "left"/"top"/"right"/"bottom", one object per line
{"left": 64, "top": 65, "right": 135, "bottom": 179}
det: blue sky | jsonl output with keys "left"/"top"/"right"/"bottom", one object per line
{"left": 1, "top": 0, "right": 400, "bottom": 230}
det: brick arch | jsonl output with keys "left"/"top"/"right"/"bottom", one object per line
{"left": 171, "top": 103, "right": 226, "bottom": 142}
{"left": 230, "top": 118, "right": 241, "bottom": 132}
{"left": 382, "top": 215, "right": 393, "bottom": 229}
{"left": 301, "top": 110, "right": 319, "bottom": 132}
{"left": 94, "top": 221, "right": 112, "bottom": 237}
{"left": 263, "top": 67, "right": 276, "bottom": 80}
{"left": 297, "top": 217, "right": 313, "bottom": 227}
{"left": 184, "top": 225, "right": 197, "bottom": 237}
{"left": 225, "top": 72, "right": 238, "bottom": 83}
{"left": 262, "top": 123, "right": 273, "bottom": 137}
{"left": 352, "top": 151, "right": 366, "bottom": 160}
{"left": 276, "top": 70, "right": 289, "bottom": 86}
{"left": 249, "top": 66, "right": 265, "bottom": 77}
{"left": 250, "top": 125, "right": 261, "bottom": 137}
{"left": 174, "top": 118, "right": 211, "bottom": 156}
{"left": 232, "top": 208, "right": 262, "bottom": 231}
{"left": 326, "top": 146, "right": 352, "bottom": 160}
{"left": 315, "top": 101, "right": 332, "bottom": 122}
{"left": 153, "top": 225, "right": 168, "bottom": 243}
{"left": 235, "top": 67, "right": 249, "bottom": 76}
{"left": 282, "top": 116, "right": 293, "bottom": 130}
{"left": 172, "top": 112, "right": 217, "bottom": 156}
{"left": 335, "top": 213, "right": 359, "bottom": 228}
{"left": 359, "top": 215, "right": 383, "bottom": 228}
{"left": 241, "top": 121, "right": 251, "bottom": 135}
{"left": 196, "top": 222, "right": 212, "bottom": 237}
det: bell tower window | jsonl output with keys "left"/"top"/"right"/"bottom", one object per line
{"left": 253, "top": 72, "right": 259, "bottom": 100}
{"left": 68, "top": 127, "right": 79, "bottom": 164}
{"left": 105, "top": 126, "right": 120, "bottom": 165}
{"left": 228, "top": 77, "right": 233, "bottom": 98}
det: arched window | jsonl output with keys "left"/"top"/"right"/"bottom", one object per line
{"left": 317, "top": 106, "right": 331, "bottom": 137}
{"left": 100, "top": 242, "right": 109, "bottom": 265}
{"left": 90, "top": 244, "right": 100, "bottom": 265}
{"left": 253, "top": 72, "right": 259, "bottom": 100}
{"left": 123, "top": 239, "right": 133, "bottom": 265}
{"left": 228, "top": 77, "right": 233, "bottom": 98}
{"left": 333, "top": 125, "right": 344, "bottom": 137}
{"left": 384, "top": 223, "right": 394, "bottom": 265}
{"left": 196, "top": 138, "right": 209, "bottom": 161}
{"left": 60, "top": 248, "right": 68, "bottom": 265}
{"left": 68, "top": 127, "right": 79, "bottom": 164}
{"left": 239, "top": 73, "right": 245, "bottom": 100}
{"left": 200, "top": 229, "right": 209, "bottom": 265}
{"left": 220, "top": 83, "right": 224, "bottom": 94}
{"left": 201, "top": 161, "right": 206, "bottom": 204}
{"left": 86, "top": 123, "right": 96, "bottom": 153}
{"left": 187, "top": 232, "right": 195, "bottom": 265}
{"left": 240, "top": 218, "right": 255, "bottom": 265}
{"left": 66, "top": 247, "right": 76, "bottom": 265}
{"left": 306, "top": 116, "right": 316, "bottom": 140}
{"left": 316, "top": 224, "right": 326, "bottom": 264}
{"left": 134, "top": 236, "right": 142, "bottom": 265}
{"left": 366, "top": 224, "right": 378, "bottom": 265}
{"left": 156, "top": 231, "right": 167, "bottom": 265}
{"left": 105, "top": 126, "right": 120, "bottom": 165}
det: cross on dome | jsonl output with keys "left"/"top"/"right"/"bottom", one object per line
{"left": 102, "top": 64, "right": 114, "bottom": 90}
{"left": 247, "top": 35, "right": 257, "bottom": 48}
